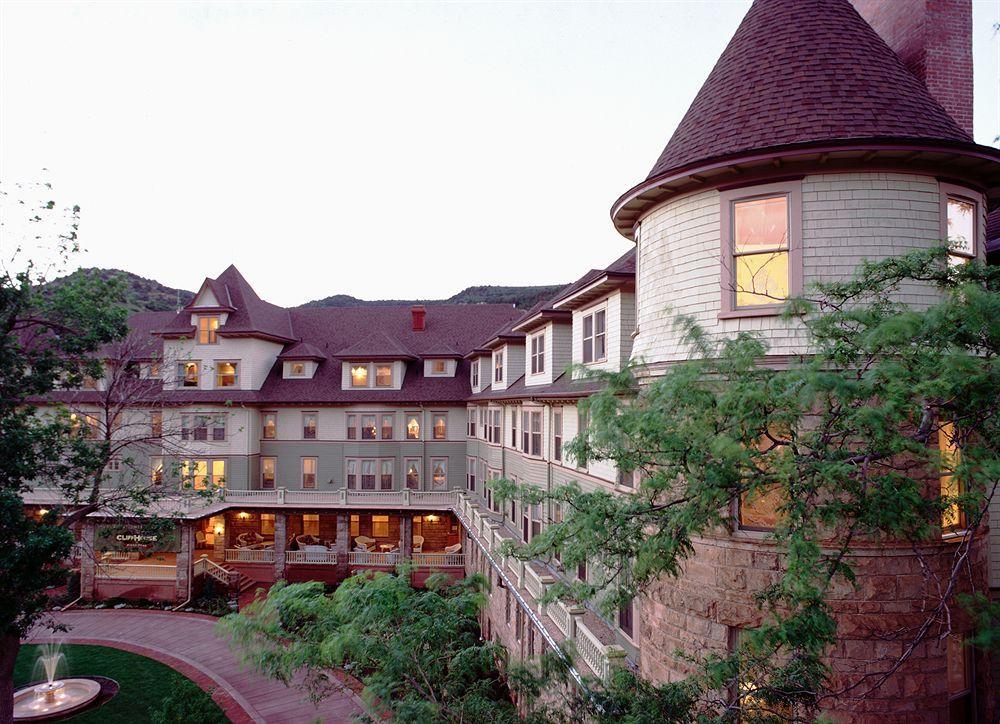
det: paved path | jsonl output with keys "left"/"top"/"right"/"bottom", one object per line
{"left": 25, "top": 609, "right": 367, "bottom": 724}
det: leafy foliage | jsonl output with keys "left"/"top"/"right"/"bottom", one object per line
{"left": 497, "top": 248, "right": 1000, "bottom": 717}
{"left": 219, "top": 571, "right": 519, "bottom": 723}
{"left": 38, "top": 267, "right": 194, "bottom": 314}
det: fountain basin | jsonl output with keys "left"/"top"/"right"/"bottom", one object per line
{"left": 12, "top": 677, "right": 103, "bottom": 721}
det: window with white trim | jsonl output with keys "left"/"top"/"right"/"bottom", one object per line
{"left": 381, "top": 414, "right": 394, "bottom": 439}
{"left": 530, "top": 332, "right": 545, "bottom": 374}
{"left": 198, "top": 315, "right": 219, "bottom": 344}
{"left": 181, "top": 414, "right": 226, "bottom": 442}
{"left": 471, "top": 359, "right": 479, "bottom": 388}
{"left": 466, "top": 456, "right": 477, "bottom": 492}
{"left": 582, "top": 309, "right": 606, "bottom": 364}
{"left": 178, "top": 362, "right": 199, "bottom": 388}
{"left": 302, "top": 412, "right": 317, "bottom": 440}
{"left": 946, "top": 195, "right": 976, "bottom": 266}
{"left": 302, "top": 457, "right": 317, "bottom": 488}
{"left": 431, "top": 458, "right": 448, "bottom": 489}
{"left": 375, "top": 364, "right": 392, "bottom": 387}
{"left": 150, "top": 456, "right": 164, "bottom": 485}
{"left": 511, "top": 406, "right": 518, "bottom": 448}
{"left": 261, "top": 456, "right": 276, "bottom": 489}
{"left": 215, "top": 361, "right": 238, "bottom": 388}
{"left": 553, "top": 410, "right": 562, "bottom": 462}
{"left": 380, "top": 459, "right": 393, "bottom": 489}
{"left": 494, "top": 350, "right": 504, "bottom": 383}
{"left": 405, "top": 458, "right": 421, "bottom": 489}
{"left": 181, "top": 459, "right": 225, "bottom": 490}
{"left": 262, "top": 412, "right": 276, "bottom": 440}
{"left": 405, "top": 413, "right": 421, "bottom": 440}
{"left": 432, "top": 413, "right": 447, "bottom": 440}
{"left": 468, "top": 408, "right": 476, "bottom": 437}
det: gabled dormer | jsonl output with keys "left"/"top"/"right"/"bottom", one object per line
{"left": 421, "top": 345, "right": 461, "bottom": 378}
{"left": 466, "top": 349, "right": 491, "bottom": 393}
{"left": 550, "top": 250, "right": 635, "bottom": 379}
{"left": 334, "top": 331, "right": 416, "bottom": 391}
{"left": 511, "top": 307, "right": 572, "bottom": 387}
{"left": 277, "top": 342, "right": 326, "bottom": 380}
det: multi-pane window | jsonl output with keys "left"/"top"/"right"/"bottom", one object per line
{"left": 375, "top": 364, "right": 393, "bottom": 387}
{"left": 487, "top": 409, "right": 500, "bottom": 444}
{"left": 511, "top": 407, "right": 518, "bottom": 448}
{"left": 380, "top": 459, "right": 393, "bottom": 489}
{"left": 198, "top": 315, "right": 219, "bottom": 344}
{"left": 150, "top": 410, "right": 163, "bottom": 438}
{"left": 372, "top": 515, "right": 390, "bottom": 537}
{"left": 468, "top": 409, "right": 476, "bottom": 437}
{"left": 522, "top": 410, "right": 530, "bottom": 451}
{"left": 289, "top": 362, "right": 307, "bottom": 376}
{"left": 361, "top": 415, "right": 377, "bottom": 440}
{"left": 582, "top": 309, "right": 607, "bottom": 363}
{"left": 553, "top": 410, "right": 562, "bottom": 462}
{"left": 262, "top": 412, "right": 277, "bottom": 439}
{"left": 150, "top": 456, "right": 164, "bottom": 485}
{"left": 527, "top": 411, "right": 542, "bottom": 456}
{"left": 346, "top": 458, "right": 393, "bottom": 490}
{"left": 494, "top": 351, "right": 504, "bottom": 383}
{"left": 303, "top": 513, "right": 320, "bottom": 537}
{"left": 302, "top": 412, "right": 318, "bottom": 439}
{"left": 433, "top": 413, "right": 447, "bottom": 440}
{"left": 182, "top": 459, "right": 225, "bottom": 490}
{"left": 261, "top": 513, "right": 275, "bottom": 535}
{"left": 406, "top": 413, "right": 421, "bottom": 440}
{"left": 181, "top": 414, "right": 226, "bottom": 441}
{"left": 70, "top": 413, "right": 99, "bottom": 439}
{"left": 381, "top": 414, "right": 394, "bottom": 439}
{"left": 530, "top": 333, "right": 545, "bottom": 374}
{"left": 361, "top": 459, "right": 376, "bottom": 489}
{"left": 531, "top": 503, "right": 542, "bottom": 539}
{"left": 215, "top": 361, "right": 238, "bottom": 388}
{"left": 466, "top": 456, "right": 477, "bottom": 492}
{"left": 301, "top": 457, "right": 317, "bottom": 488}
{"left": 405, "top": 459, "right": 421, "bottom": 489}
{"left": 432, "top": 360, "right": 447, "bottom": 374}
{"left": 178, "top": 362, "right": 199, "bottom": 387}
{"left": 471, "top": 360, "right": 479, "bottom": 388}
{"left": 351, "top": 365, "right": 368, "bottom": 387}
{"left": 939, "top": 422, "right": 966, "bottom": 533}
{"left": 431, "top": 458, "right": 447, "bottom": 489}
{"left": 732, "top": 195, "right": 789, "bottom": 307}
{"left": 261, "top": 457, "right": 276, "bottom": 489}
{"left": 346, "top": 459, "right": 358, "bottom": 489}
{"left": 946, "top": 196, "right": 976, "bottom": 266}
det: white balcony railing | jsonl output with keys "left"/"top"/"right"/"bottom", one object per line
{"left": 225, "top": 548, "right": 275, "bottom": 564}
{"left": 95, "top": 562, "right": 176, "bottom": 581}
{"left": 348, "top": 551, "right": 400, "bottom": 566}
{"left": 411, "top": 552, "right": 465, "bottom": 567}
{"left": 286, "top": 549, "right": 340, "bottom": 565}
{"left": 575, "top": 620, "right": 627, "bottom": 682}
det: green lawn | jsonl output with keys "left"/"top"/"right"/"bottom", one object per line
{"left": 15, "top": 644, "right": 226, "bottom": 723}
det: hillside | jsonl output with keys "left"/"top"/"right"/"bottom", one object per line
{"left": 42, "top": 268, "right": 195, "bottom": 314}
{"left": 300, "top": 284, "right": 566, "bottom": 309}
{"left": 43, "top": 269, "right": 565, "bottom": 313}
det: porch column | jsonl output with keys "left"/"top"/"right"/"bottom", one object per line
{"left": 334, "top": 512, "right": 350, "bottom": 555}
{"left": 221, "top": 512, "right": 232, "bottom": 561}
{"left": 79, "top": 520, "right": 96, "bottom": 600}
{"left": 175, "top": 521, "right": 195, "bottom": 602}
{"left": 274, "top": 512, "right": 287, "bottom": 580}
{"left": 401, "top": 515, "right": 413, "bottom": 558}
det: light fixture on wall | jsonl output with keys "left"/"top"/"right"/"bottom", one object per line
{"left": 38, "top": 508, "right": 49, "bottom": 516}
{"left": 425, "top": 514, "right": 439, "bottom": 523}
{"left": 237, "top": 511, "right": 250, "bottom": 520}
{"left": 214, "top": 525, "right": 224, "bottom": 536}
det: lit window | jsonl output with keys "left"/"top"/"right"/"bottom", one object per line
{"left": 351, "top": 365, "right": 368, "bottom": 387}
{"left": 494, "top": 351, "right": 504, "bottom": 383}
{"left": 198, "top": 315, "right": 219, "bottom": 344}
{"left": 433, "top": 414, "right": 447, "bottom": 440}
{"left": 405, "top": 459, "right": 420, "bottom": 489}
{"left": 946, "top": 196, "right": 976, "bottom": 266}
{"left": 183, "top": 459, "right": 225, "bottom": 490}
{"left": 290, "top": 362, "right": 306, "bottom": 376}
{"left": 215, "top": 361, "right": 238, "bottom": 387}
{"left": 939, "top": 422, "right": 965, "bottom": 532}
{"left": 261, "top": 513, "right": 275, "bottom": 535}
{"left": 372, "top": 515, "right": 389, "bottom": 538}
{"left": 432, "top": 359, "right": 446, "bottom": 374}
{"left": 582, "top": 310, "right": 606, "bottom": 363}
{"left": 530, "top": 333, "right": 545, "bottom": 374}
{"left": 150, "top": 410, "right": 162, "bottom": 438}
{"left": 406, "top": 414, "right": 420, "bottom": 440}
{"left": 381, "top": 414, "right": 394, "bottom": 439}
{"left": 375, "top": 365, "right": 392, "bottom": 387}
{"left": 303, "top": 514, "right": 319, "bottom": 536}
{"left": 431, "top": 458, "right": 447, "bottom": 489}
{"left": 302, "top": 457, "right": 317, "bottom": 488}
{"left": 732, "top": 195, "right": 789, "bottom": 307}
{"left": 261, "top": 457, "right": 276, "bottom": 489}
{"left": 302, "top": 412, "right": 317, "bottom": 440}
{"left": 380, "top": 460, "right": 393, "bottom": 489}
{"left": 262, "top": 412, "right": 276, "bottom": 440}
{"left": 350, "top": 514, "right": 360, "bottom": 537}
{"left": 150, "top": 456, "right": 164, "bottom": 485}
{"left": 178, "top": 362, "right": 199, "bottom": 388}
{"left": 361, "top": 415, "right": 377, "bottom": 440}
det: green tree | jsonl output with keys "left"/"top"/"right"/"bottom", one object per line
{"left": 497, "top": 247, "right": 999, "bottom": 719}
{"left": 219, "top": 571, "right": 520, "bottom": 723}
{"left": 0, "top": 182, "right": 129, "bottom": 722}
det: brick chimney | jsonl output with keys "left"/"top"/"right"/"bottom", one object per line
{"left": 852, "top": 0, "right": 973, "bottom": 136}
{"left": 411, "top": 305, "right": 426, "bottom": 332}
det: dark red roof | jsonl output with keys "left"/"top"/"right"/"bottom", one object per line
{"left": 277, "top": 341, "right": 327, "bottom": 361}
{"left": 644, "top": 0, "right": 972, "bottom": 183}
{"left": 156, "top": 265, "right": 294, "bottom": 342}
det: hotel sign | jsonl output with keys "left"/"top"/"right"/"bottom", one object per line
{"left": 95, "top": 525, "right": 180, "bottom": 553}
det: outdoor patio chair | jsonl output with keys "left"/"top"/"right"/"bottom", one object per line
{"left": 237, "top": 531, "right": 264, "bottom": 548}
{"left": 355, "top": 535, "right": 376, "bottom": 550}
{"left": 195, "top": 530, "right": 208, "bottom": 548}
{"left": 444, "top": 542, "right": 462, "bottom": 554}
{"left": 412, "top": 535, "right": 424, "bottom": 553}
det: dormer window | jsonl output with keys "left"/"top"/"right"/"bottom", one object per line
{"left": 471, "top": 360, "right": 479, "bottom": 388}
{"left": 432, "top": 360, "right": 446, "bottom": 374}
{"left": 198, "top": 315, "right": 219, "bottom": 344}
{"left": 290, "top": 362, "right": 306, "bottom": 376}
{"left": 351, "top": 365, "right": 368, "bottom": 387}
{"left": 375, "top": 364, "right": 393, "bottom": 387}
{"left": 178, "top": 362, "right": 199, "bottom": 388}
{"left": 530, "top": 333, "right": 545, "bottom": 374}
{"left": 494, "top": 351, "right": 504, "bottom": 383}
{"left": 216, "top": 362, "right": 238, "bottom": 388}
{"left": 582, "top": 310, "right": 606, "bottom": 364}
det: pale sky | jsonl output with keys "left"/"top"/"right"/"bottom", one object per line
{"left": 2, "top": 1, "right": 998, "bottom": 307}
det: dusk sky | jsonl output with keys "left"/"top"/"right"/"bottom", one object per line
{"left": 2, "top": 1, "right": 998, "bottom": 306}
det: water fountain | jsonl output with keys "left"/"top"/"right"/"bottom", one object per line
{"left": 12, "top": 643, "right": 107, "bottom": 721}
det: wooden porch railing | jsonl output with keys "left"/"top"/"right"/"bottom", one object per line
{"left": 95, "top": 562, "right": 176, "bottom": 580}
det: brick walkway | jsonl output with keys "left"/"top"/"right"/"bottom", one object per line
{"left": 25, "top": 609, "right": 367, "bottom": 723}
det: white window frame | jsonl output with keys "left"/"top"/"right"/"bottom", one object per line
{"left": 302, "top": 411, "right": 318, "bottom": 440}
{"left": 405, "top": 457, "right": 421, "bottom": 490}
{"left": 375, "top": 363, "right": 393, "bottom": 387}
{"left": 301, "top": 457, "right": 317, "bottom": 489}
{"left": 471, "top": 359, "right": 479, "bottom": 388}
{"left": 430, "top": 457, "right": 448, "bottom": 489}
{"left": 530, "top": 332, "right": 545, "bottom": 375}
{"left": 261, "top": 456, "right": 276, "bottom": 489}
{"left": 582, "top": 307, "right": 607, "bottom": 364}
{"left": 466, "top": 456, "right": 477, "bottom": 492}
{"left": 494, "top": 350, "right": 504, "bottom": 383}
{"left": 467, "top": 408, "right": 476, "bottom": 437}
{"left": 262, "top": 411, "right": 277, "bottom": 440}
{"left": 214, "top": 360, "right": 239, "bottom": 388}
{"left": 432, "top": 413, "right": 447, "bottom": 440}
{"left": 178, "top": 361, "right": 199, "bottom": 388}
{"left": 198, "top": 315, "right": 219, "bottom": 345}
{"left": 405, "top": 412, "right": 421, "bottom": 440}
